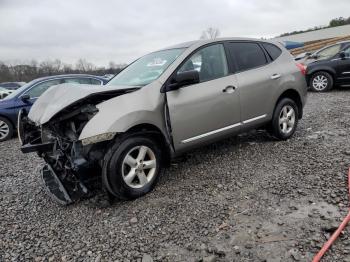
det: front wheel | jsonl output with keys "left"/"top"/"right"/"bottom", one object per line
{"left": 269, "top": 98, "right": 299, "bottom": 140}
{"left": 0, "top": 117, "right": 14, "bottom": 142}
{"left": 102, "top": 135, "right": 162, "bottom": 200}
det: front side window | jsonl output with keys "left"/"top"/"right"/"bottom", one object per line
{"left": 108, "top": 48, "right": 185, "bottom": 87}
{"left": 178, "top": 44, "right": 228, "bottom": 82}
{"left": 26, "top": 79, "right": 62, "bottom": 98}
{"left": 343, "top": 46, "right": 350, "bottom": 58}
{"left": 227, "top": 42, "right": 267, "bottom": 72}
{"left": 316, "top": 44, "right": 341, "bottom": 60}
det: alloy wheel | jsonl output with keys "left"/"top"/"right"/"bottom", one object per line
{"left": 122, "top": 145, "right": 157, "bottom": 189}
{"left": 0, "top": 120, "right": 10, "bottom": 140}
{"left": 279, "top": 105, "right": 295, "bottom": 135}
{"left": 312, "top": 75, "right": 328, "bottom": 91}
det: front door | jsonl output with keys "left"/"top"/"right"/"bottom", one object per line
{"left": 166, "top": 43, "right": 241, "bottom": 151}
{"left": 335, "top": 46, "right": 350, "bottom": 84}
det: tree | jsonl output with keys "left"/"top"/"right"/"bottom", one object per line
{"left": 200, "top": 27, "right": 220, "bottom": 40}
{"left": 329, "top": 17, "right": 347, "bottom": 27}
{"left": 75, "top": 58, "right": 95, "bottom": 72}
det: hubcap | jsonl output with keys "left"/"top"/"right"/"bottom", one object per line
{"left": 279, "top": 105, "right": 295, "bottom": 135}
{"left": 312, "top": 75, "right": 328, "bottom": 91}
{"left": 0, "top": 120, "right": 10, "bottom": 140}
{"left": 122, "top": 146, "right": 157, "bottom": 189}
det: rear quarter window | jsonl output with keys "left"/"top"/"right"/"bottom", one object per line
{"left": 262, "top": 43, "right": 282, "bottom": 61}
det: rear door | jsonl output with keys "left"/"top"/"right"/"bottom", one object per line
{"left": 225, "top": 41, "right": 281, "bottom": 124}
{"left": 166, "top": 43, "right": 241, "bottom": 151}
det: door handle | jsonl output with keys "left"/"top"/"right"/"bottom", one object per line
{"left": 222, "top": 85, "right": 236, "bottom": 93}
{"left": 271, "top": 74, "right": 281, "bottom": 80}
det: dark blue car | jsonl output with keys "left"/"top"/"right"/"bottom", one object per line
{"left": 0, "top": 74, "right": 108, "bottom": 142}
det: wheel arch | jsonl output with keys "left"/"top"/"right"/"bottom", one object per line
{"left": 306, "top": 68, "right": 336, "bottom": 86}
{"left": 125, "top": 123, "right": 173, "bottom": 167}
{"left": 275, "top": 89, "right": 303, "bottom": 119}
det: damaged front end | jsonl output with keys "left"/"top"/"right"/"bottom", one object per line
{"left": 19, "top": 103, "right": 108, "bottom": 205}
{"left": 19, "top": 85, "right": 140, "bottom": 205}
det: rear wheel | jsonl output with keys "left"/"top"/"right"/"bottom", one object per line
{"left": 102, "top": 135, "right": 162, "bottom": 200}
{"left": 309, "top": 71, "right": 333, "bottom": 92}
{"left": 0, "top": 117, "right": 13, "bottom": 142}
{"left": 269, "top": 98, "right": 298, "bottom": 140}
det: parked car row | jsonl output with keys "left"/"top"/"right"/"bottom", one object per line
{"left": 295, "top": 40, "right": 350, "bottom": 92}
{"left": 0, "top": 74, "right": 108, "bottom": 142}
{"left": 18, "top": 38, "right": 307, "bottom": 204}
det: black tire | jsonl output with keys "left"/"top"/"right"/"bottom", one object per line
{"left": 102, "top": 135, "right": 162, "bottom": 200}
{"left": 309, "top": 71, "right": 333, "bottom": 92}
{"left": 269, "top": 98, "right": 299, "bottom": 140}
{"left": 0, "top": 116, "right": 14, "bottom": 142}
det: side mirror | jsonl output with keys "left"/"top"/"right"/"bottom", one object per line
{"left": 21, "top": 94, "right": 30, "bottom": 102}
{"left": 339, "top": 51, "right": 346, "bottom": 60}
{"left": 305, "top": 52, "right": 312, "bottom": 57}
{"left": 167, "top": 70, "right": 200, "bottom": 91}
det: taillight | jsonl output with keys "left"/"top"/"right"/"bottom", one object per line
{"left": 296, "top": 63, "right": 306, "bottom": 76}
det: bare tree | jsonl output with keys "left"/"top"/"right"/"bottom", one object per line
{"left": 200, "top": 27, "right": 220, "bottom": 40}
{"left": 76, "top": 58, "right": 95, "bottom": 72}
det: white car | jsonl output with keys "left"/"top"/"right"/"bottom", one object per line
{"left": 0, "top": 87, "right": 13, "bottom": 99}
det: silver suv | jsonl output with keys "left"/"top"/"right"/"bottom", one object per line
{"left": 20, "top": 38, "right": 307, "bottom": 204}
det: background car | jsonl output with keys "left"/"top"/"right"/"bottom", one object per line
{"left": 0, "top": 87, "right": 13, "bottom": 99}
{"left": 306, "top": 44, "right": 350, "bottom": 92}
{"left": 0, "top": 82, "right": 26, "bottom": 90}
{"left": 0, "top": 74, "right": 108, "bottom": 142}
{"left": 101, "top": 74, "right": 115, "bottom": 80}
{"left": 300, "top": 41, "right": 350, "bottom": 65}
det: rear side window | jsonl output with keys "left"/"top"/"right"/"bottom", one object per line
{"left": 262, "top": 43, "right": 282, "bottom": 61}
{"left": 63, "top": 78, "right": 102, "bottom": 85}
{"left": 227, "top": 42, "right": 267, "bottom": 72}
{"left": 90, "top": 78, "right": 102, "bottom": 85}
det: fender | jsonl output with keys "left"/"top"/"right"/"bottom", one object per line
{"left": 306, "top": 65, "right": 337, "bottom": 84}
{"left": 79, "top": 81, "right": 168, "bottom": 142}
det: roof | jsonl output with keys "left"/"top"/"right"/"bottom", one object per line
{"left": 160, "top": 37, "right": 276, "bottom": 51}
{"left": 32, "top": 74, "right": 105, "bottom": 82}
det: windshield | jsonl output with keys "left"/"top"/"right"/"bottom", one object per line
{"left": 107, "top": 48, "right": 185, "bottom": 87}
{"left": 2, "top": 80, "right": 36, "bottom": 100}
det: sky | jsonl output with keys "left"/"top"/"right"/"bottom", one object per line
{"left": 0, "top": 0, "right": 349, "bottom": 67}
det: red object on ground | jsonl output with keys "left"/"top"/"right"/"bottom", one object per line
{"left": 312, "top": 168, "right": 350, "bottom": 262}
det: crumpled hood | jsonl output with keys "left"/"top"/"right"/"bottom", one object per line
{"left": 28, "top": 83, "right": 136, "bottom": 125}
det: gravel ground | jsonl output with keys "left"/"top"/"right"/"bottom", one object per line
{"left": 1, "top": 90, "right": 350, "bottom": 262}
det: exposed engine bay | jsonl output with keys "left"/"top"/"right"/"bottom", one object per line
{"left": 19, "top": 88, "right": 137, "bottom": 205}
